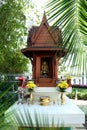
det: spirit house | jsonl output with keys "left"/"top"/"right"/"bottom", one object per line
{"left": 21, "top": 13, "right": 66, "bottom": 87}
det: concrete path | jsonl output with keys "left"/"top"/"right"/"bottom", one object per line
{"left": 72, "top": 99, "right": 87, "bottom": 130}
{"left": 72, "top": 99, "right": 87, "bottom": 106}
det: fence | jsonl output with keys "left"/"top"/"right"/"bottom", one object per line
{"left": 0, "top": 74, "right": 31, "bottom": 92}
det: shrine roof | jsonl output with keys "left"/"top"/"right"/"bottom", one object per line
{"left": 27, "top": 13, "right": 63, "bottom": 46}
{"left": 21, "top": 13, "right": 67, "bottom": 58}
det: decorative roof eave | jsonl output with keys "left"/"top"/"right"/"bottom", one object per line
{"left": 21, "top": 46, "right": 67, "bottom": 51}
{"left": 21, "top": 46, "right": 67, "bottom": 58}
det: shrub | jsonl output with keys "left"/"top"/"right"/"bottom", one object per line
{"left": 0, "top": 91, "right": 17, "bottom": 111}
{"left": 67, "top": 88, "right": 87, "bottom": 100}
{"left": 0, "top": 81, "right": 18, "bottom": 91}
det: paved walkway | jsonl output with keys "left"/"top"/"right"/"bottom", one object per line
{"left": 72, "top": 99, "right": 87, "bottom": 106}
{"left": 71, "top": 99, "right": 87, "bottom": 130}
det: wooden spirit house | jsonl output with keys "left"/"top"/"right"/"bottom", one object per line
{"left": 21, "top": 13, "right": 66, "bottom": 87}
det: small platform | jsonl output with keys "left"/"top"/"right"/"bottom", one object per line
{"left": 5, "top": 87, "right": 85, "bottom": 130}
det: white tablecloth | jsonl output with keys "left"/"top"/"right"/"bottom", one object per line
{"left": 5, "top": 96, "right": 85, "bottom": 127}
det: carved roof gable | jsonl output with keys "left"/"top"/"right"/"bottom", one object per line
{"left": 27, "top": 13, "right": 63, "bottom": 47}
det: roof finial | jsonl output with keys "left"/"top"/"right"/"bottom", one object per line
{"left": 41, "top": 11, "right": 47, "bottom": 24}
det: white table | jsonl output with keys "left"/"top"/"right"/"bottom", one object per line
{"left": 5, "top": 96, "right": 85, "bottom": 129}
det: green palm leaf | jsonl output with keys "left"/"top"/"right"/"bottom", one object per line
{"left": 46, "top": 0, "right": 87, "bottom": 76}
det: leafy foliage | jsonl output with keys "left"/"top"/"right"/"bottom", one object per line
{"left": 67, "top": 88, "right": 87, "bottom": 100}
{"left": 46, "top": 0, "right": 87, "bottom": 76}
{"left": 0, "top": 0, "right": 29, "bottom": 73}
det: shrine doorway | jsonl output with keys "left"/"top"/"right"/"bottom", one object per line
{"left": 40, "top": 57, "right": 53, "bottom": 78}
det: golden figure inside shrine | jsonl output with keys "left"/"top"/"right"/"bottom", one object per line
{"left": 41, "top": 61, "right": 49, "bottom": 78}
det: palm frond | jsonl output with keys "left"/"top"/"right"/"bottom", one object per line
{"left": 4, "top": 106, "right": 69, "bottom": 130}
{"left": 46, "top": 0, "right": 87, "bottom": 76}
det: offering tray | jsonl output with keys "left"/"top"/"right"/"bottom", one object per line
{"left": 39, "top": 96, "right": 50, "bottom": 106}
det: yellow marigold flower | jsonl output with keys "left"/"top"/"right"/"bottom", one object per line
{"left": 57, "top": 81, "right": 68, "bottom": 92}
{"left": 26, "top": 81, "right": 36, "bottom": 89}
